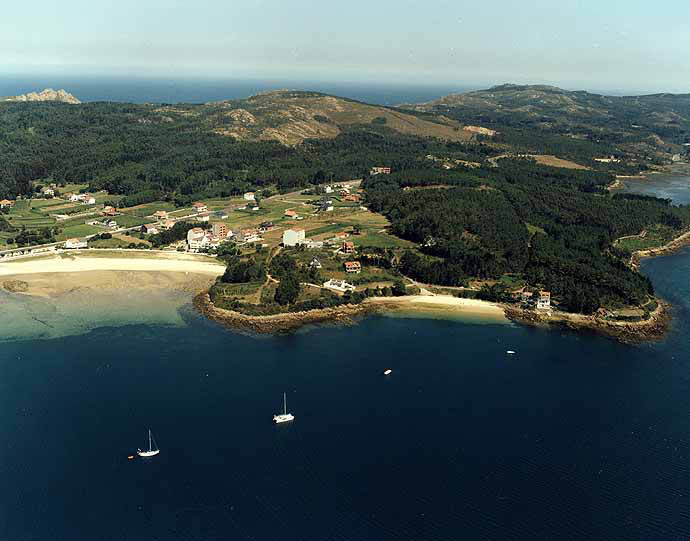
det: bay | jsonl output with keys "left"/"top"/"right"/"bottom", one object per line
{"left": 2, "top": 174, "right": 690, "bottom": 539}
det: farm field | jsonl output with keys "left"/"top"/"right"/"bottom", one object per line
{"left": 57, "top": 224, "right": 103, "bottom": 241}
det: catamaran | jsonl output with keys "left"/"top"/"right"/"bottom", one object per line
{"left": 137, "top": 429, "right": 160, "bottom": 457}
{"left": 273, "top": 392, "right": 295, "bottom": 424}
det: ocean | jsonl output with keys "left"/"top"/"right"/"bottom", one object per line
{"left": 2, "top": 172, "right": 690, "bottom": 539}
{"left": 0, "top": 75, "right": 473, "bottom": 106}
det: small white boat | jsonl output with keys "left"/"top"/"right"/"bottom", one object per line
{"left": 506, "top": 350, "right": 516, "bottom": 355}
{"left": 273, "top": 392, "right": 295, "bottom": 424}
{"left": 383, "top": 369, "right": 393, "bottom": 375}
{"left": 137, "top": 429, "right": 160, "bottom": 457}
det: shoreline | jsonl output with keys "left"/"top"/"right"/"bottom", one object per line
{"left": 503, "top": 302, "right": 670, "bottom": 344}
{"left": 194, "top": 292, "right": 377, "bottom": 333}
{"left": 0, "top": 251, "right": 226, "bottom": 277}
{"left": 0, "top": 244, "right": 677, "bottom": 343}
{"left": 612, "top": 162, "right": 690, "bottom": 191}
{"left": 630, "top": 229, "right": 690, "bottom": 269}
{"left": 194, "top": 293, "right": 508, "bottom": 334}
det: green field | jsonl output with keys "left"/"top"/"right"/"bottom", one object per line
{"left": 354, "top": 231, "right": 415, "bottom": 249}
{"left": 88, "top": 237, "right": 132, "bottom": 249}
{"left": 616, "top": 225, "right": 678, "bottom": 253}
{"left": 57, "top": 224, "right": 102, "bottom": 240}
{"left": 111, "top": 214, "right": 150, "bottom": 228}
{"left": 30, "top": 199, "right": 66, "bottom": 209}
{"left": 124, "top": 202, "right": 177, "bottom": 217}
{"left": 60, "top": 183, "right": 89, "bottom": 193}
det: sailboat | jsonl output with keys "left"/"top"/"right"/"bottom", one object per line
{"left": 137, "top": 429, "right": 160, "bottom": 457}
{"left": 273, "top": 392, "right": 295, "bottom": 424}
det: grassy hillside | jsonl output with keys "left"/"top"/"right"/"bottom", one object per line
{"left": 206, "top": 90, "right": 471, "bottom": 145}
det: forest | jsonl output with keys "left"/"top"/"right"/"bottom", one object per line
{"left": 0, "top": 101, "right": 461, "bottom": 203}
{"left": 364, "top": 160, "right": 690, "bottom": 313}
{"left": 0, "top": 96, "right": 664, "bottom": 205}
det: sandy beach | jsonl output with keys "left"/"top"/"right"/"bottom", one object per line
{"left": 0, "top": 251, "right": 226, "bottom": 298}
{"left": 0, "top": 251, "right": 226, "bottom": 277}
{"left": 367, "top": 294, "right": 508, "bottom": 321}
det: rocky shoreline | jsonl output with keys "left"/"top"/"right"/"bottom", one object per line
{"left": 195, "top": 288, "right": 671, "bottom": 343}
{"left": 503, "top": 302, "right": 670, "bottom": 344}
{"left": 631, "top": 229, "right": 690, "bottom": 269}
{"left": 193, "top": 292, "right": 378, "bottom": 334}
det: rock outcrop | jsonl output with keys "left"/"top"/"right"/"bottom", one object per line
{"left": 2, "top": 88, "right": 80, "bottom": 104}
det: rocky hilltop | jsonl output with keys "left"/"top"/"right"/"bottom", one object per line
{"left": 2, "top": 88, "right": 80, "bottom": 104}
{"left": 194, "top": 90, "right": 472, "bottom": 145}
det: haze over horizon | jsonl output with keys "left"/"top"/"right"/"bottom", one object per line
{"left": 1, "top": 0, "right": 689, "bottom": 95}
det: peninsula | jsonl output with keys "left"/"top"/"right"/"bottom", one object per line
{"left": 1, "top": 85, "right": 689, "bottom": 340}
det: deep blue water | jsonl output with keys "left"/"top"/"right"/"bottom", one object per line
{"left": 3, "top": 287, "right": 690, "bottom": 540}
{"left": 0, "top": 75, "right": 472, "bottom": 106}
{"left": 3, "top": 178, "right": 690, "bottom": 539}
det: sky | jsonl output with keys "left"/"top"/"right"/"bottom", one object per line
{"left": 1, "top": 0, "right": 689, "bottom": 93}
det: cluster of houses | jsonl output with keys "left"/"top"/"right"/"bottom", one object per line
{"left": 309, "top": 184, "right": 362, "bottom": 213}
{"left": 65, "top": 193, "right": 96, "bottom": 205}
{"left": 316, "top": 199, "right": 334, "bottom": 213}
{"left": 185, "top": 222, "right": 267, "bottom": 252}
{"left": 369, "top": 166, "right": 391, "bottom": 176}
{"left": 88, "top": 218, "right": 118, "bottom": 229}
{"left": 0, "top": 199, "right": 14, "bottom": 209}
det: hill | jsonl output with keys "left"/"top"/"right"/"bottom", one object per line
{"left": 160, "top": 89, "right": 471, "bottom": 145}
{"left": 404, "top": 84, "right": 690, "bottom": 169}
{"left": 0, "top": 90, "right": 477, "bottom": 202}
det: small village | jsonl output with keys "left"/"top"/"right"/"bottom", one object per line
{"left": 1, "top": 174, "right": 563, "bottom": 316}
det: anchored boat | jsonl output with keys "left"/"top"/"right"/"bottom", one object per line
{"left": 137, "top": 429, "right": 160, "bottom": 457}
{"left": 273, "top": 392, "right": 295, "bottom": 424}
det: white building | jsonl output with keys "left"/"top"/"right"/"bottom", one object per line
{"left": 40, "top": 187, "right": 55, "bottom": 196}
{"left": 243, "top": 192, "right": 256, "bottom": 201}
{"left": 82, "top": 195, "right": 96, "bottom": 205}
{"left": 282, "top": 228, "right": 306, "bottom": 247}
{"left": 324, "top": 185, "right": 334, "bottom": 194}
{"left": 537, "top": 291, "right": 551, "bottom": 311}
{"left": 187, "top": 227, "right": 209, "bottom": 252}
{"left": 64, "top": 238, "right": 88, "bottom": 249}
{"left": 238, "top": 229, "right": 262, "bottom": 244}
{"left": 303, "top": 239, "right": 324, "bottom": 249}
{"left": 323, "top": 279, "right": 355, "bottom": 293}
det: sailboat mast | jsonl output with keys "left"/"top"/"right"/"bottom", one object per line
{"left": 148, "top": 429, "right": 152, "bottom": 452}
{"left": 283, "top": 392, "right": 287, "bottom": 414}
